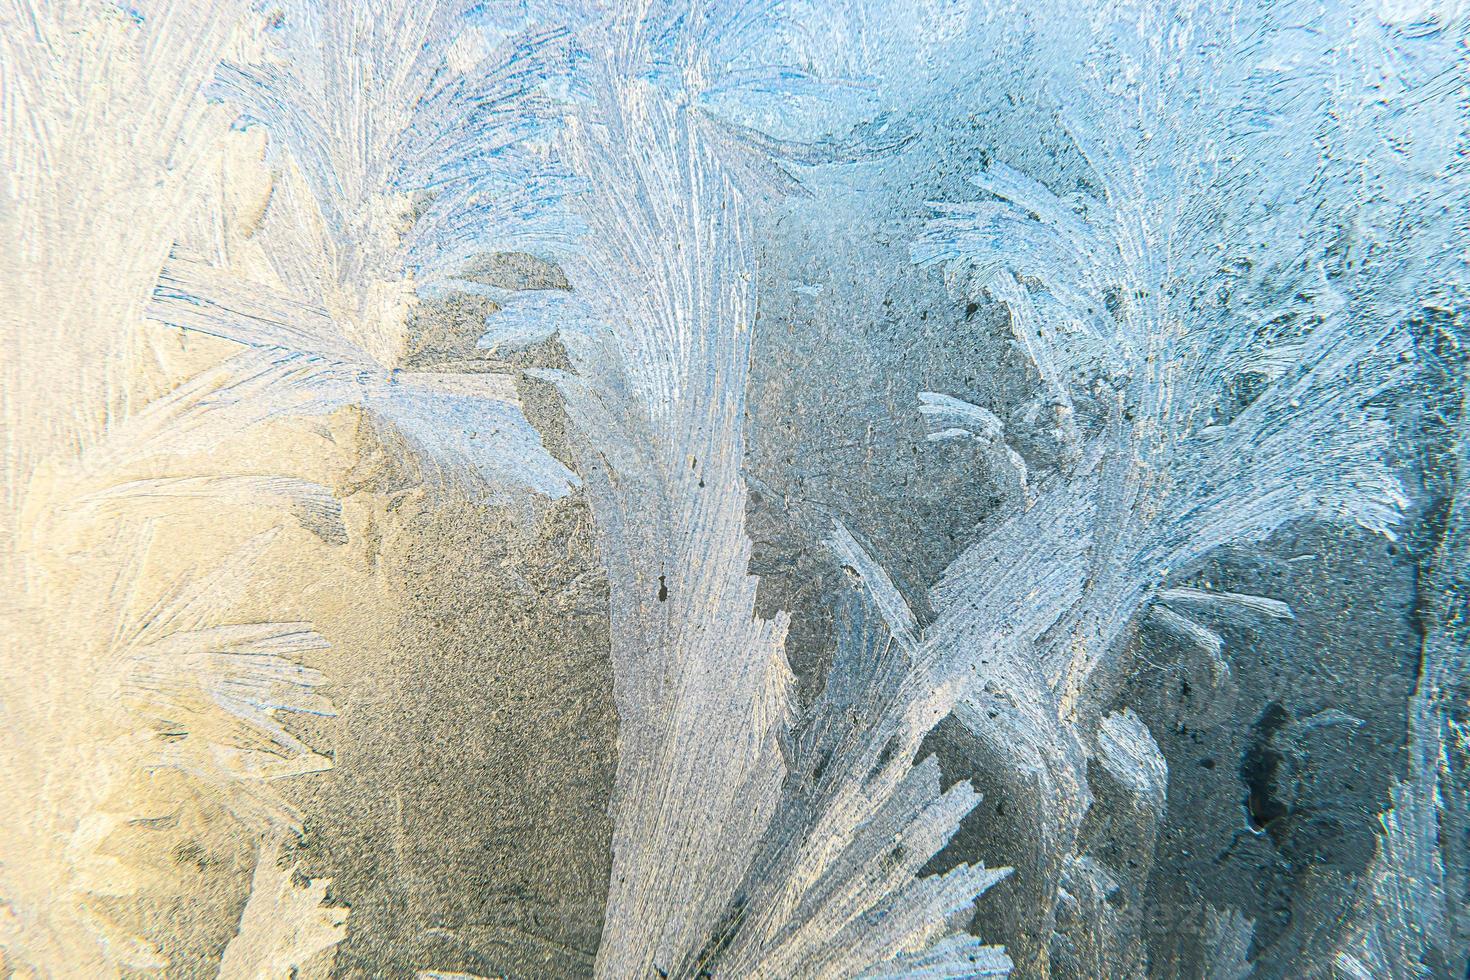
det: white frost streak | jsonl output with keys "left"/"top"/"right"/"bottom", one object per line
{"left": 218, "top": 839, "right": 348, "bottom": 980}
{"left": 710, "top": 525, "right": 1012, "bottom": 978}
{"left": 550, "top": 6, "right": 1014, "bottom": 974}
{"left": 556, "top": 66, "right": 795, "bottom": 977}
{"left": 1094, "top": 710, "right": 1168, "bottom": 808}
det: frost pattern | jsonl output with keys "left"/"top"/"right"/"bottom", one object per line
{"left": 1, "top": 0, "right": 1465, "bottom": 977}
{"left": 911, "top": 0, "right": 1466, "bottom": 970}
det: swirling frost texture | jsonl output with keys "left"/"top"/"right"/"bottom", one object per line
{"left": 1, "top": 1, "right": 1466, "bottom": 979}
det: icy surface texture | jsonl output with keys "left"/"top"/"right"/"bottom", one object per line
{"left": 0, "top": 1, "right": 1464, "bottom": 978}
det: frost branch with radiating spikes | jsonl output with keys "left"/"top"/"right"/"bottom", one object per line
{"left": 905, "top": 0, "right": 1463, "bottom": 968}
{"left": 704, "top": 522, "right": 1012, "bottom": 978}
{"left": 145, "top": 0, "right": 580, "bottom": 499}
